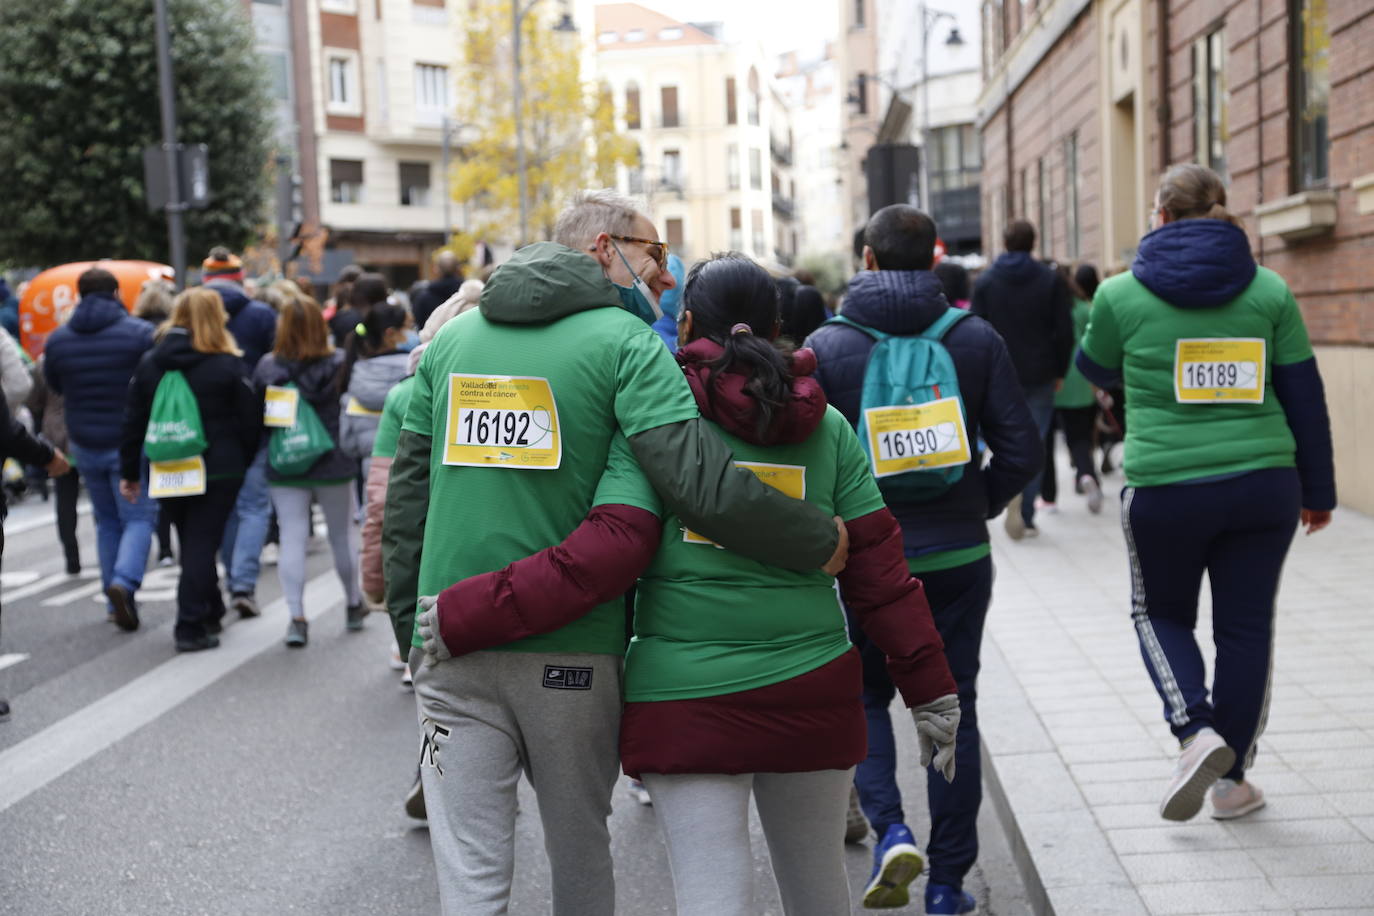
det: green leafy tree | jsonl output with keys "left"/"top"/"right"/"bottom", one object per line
{"left": 0, "top": 0, "right": 275, "bottom": 267}
{"left": 450, "top": 0, "right": 638, "bottom": 248}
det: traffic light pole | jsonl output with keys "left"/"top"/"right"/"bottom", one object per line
{"left": 154, "top": 0, "right": 187, "bottom": 289}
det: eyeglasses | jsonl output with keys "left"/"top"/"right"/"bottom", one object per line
{"left": 610, "top": 235, "right": 669, "bottom": 270}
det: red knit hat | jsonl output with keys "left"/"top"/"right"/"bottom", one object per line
{"left": 202, "top": 248, "right": 244, "bottom": 281}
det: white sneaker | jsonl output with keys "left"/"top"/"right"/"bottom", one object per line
{"left": 1005, "top": 496, "right": 1027, "bottom": 540}
{"left": 401, "top": 664, "right": 413, "bottom": 690}
{"left": 627, "top": 778, "right": 652, "bottom": 806}
{"left": 1160, "top": 728, "right": 1235, "bottom": 821}
{"left": 1211, "top": 778, "right": 1265, "bottom": 820}
{"left": 260, "top": 543, "right": 279, "bottom": 567}
{"left": 388, "top": 648, "right": 406, "bottom": 671}
{"left": 1081, "top": 475, "right": 1103, "bottom": 514}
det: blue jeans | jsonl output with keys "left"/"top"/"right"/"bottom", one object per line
{"left": 220, "top": 446, "right": 271, "bottom": 595}
{"left": 851, "top": 555, "right": 993, "bottom": 890}
{"left": 70, "top": 444, "right": 157, "bottom": 607}
{"left": 1019, "top": 383, "right": 1057, "bottom": 525}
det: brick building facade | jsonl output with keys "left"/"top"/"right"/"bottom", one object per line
{"left": 977, "top": 0, "right": 1374, "bottom": 512}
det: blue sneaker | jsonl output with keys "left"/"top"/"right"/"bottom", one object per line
{"left": 925, "top": 882, "right": 977, "bottom": 915}
{"left": 862, "top": 823, "right": 924, "bottom": 908}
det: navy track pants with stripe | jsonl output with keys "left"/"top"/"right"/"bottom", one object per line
{"left": 1121, "top": 467, "right": 1300, "bottom": 781}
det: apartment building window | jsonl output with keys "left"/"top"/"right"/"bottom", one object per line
{"left": 398, "top": 161, "right": 431, "bottom": 206}
{"left": 747, "top": 68, "right": 761, "bottom": 126}
{"left": 927, "top": 125, "right": 980, "bottom": 194}
{"left": 321, "top": 0, "right": 357, "bottom": 11}
{"left": 627, "top": 153, "right": 644, "bottom": 193}
{"left": 854, "top": 72, "right": 868, "bottom": 115}
{"left": 1064, "top": 132, "right": 1080, "bottom": 259}
{"left": 1293, "top": 0, "right": 1330, "bottom": 189}
{"left": 727, "top": 144, "right": 740, "bottom": 189}
{"left": 854, "top": 0, "right": 865, "bottom": 28}
{"left": 264, "top": 52, "right": 290, "bottom": 101}
{"left": 1193, "top": 29, "right": 1228, "bottom": 180}
{"left": 415, "top": 64, "right": 449, "bottom": 125}
{"left": 625, "top": 82, "right": 641, "bottom": 130}
{"left": 1037, "top": 157, "right": 1050, "bottom": 258}
{"left": 660, "top": 86, "right": 680, "bottom": 128}
{"left": 331, "top": 159, "right": 364, "bottom": 203}
{"left": 625, "top": 29, "right": 645, "bottom": 42}
{"left": 751, "top": 209, "right": 765, "bottom": 254}
{"left": 730, "top": 208, "right": 743, "bottom": 249}
{"left": 598, "top": 30, "right": 617, "bottom": 44}
{"left": 749, "top": 148, "right": 762, "bottom": 190}
{"left": 726, "top": 77, "right": 737, "bottom": 125}
{"left": 662, "top": 149, "right": 683, "bottom": 189}
{"left": 659, "top": 27, "right": 683, "bottom": 40}
{"left": 666, "top": 218, "right": 684, "bottom": 251}
{"left": 327, "top": 53, "right": 360, "bottom": 114}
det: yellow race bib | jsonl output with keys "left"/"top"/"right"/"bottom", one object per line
{"left": 148, "top": 456, "right": 207, "bottom": 498}
{"left": 263, "top": 385, "right": 299, "bottom": 428}
{"left": 685, "top": 461, "right": 805, "bottom": 546}
{"left": 345, "top": 396, "right": 384, "bottom": 418}
{"left": 865, "top": 396, "right": 971, "bottom": 478}
{"left": 443, "top": 374, "right": 561, "bottom": 469}
{"left": 1174, "top": 338, "right": 1265, "bottom": 404}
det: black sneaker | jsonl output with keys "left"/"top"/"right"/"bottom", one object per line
{"left": 205, "top": 617, "right": 223, "bottom": 635}
{"left": 107, "top": 585, "right": 139, "bottom": 632}
{"left": 0, "top": 697, "right": 10, "bottom": 722}
{"left": 175, "top": 634, "right": 220, "bottom": 652}
{"left": 66, "top": 559, "right": 81, "bottom": 576}
{"left": 345, "top": 603, "right": 366, "bottom": 632}
{"left": 230, "top": 592, "right": 259, "bottom": 619}
{"left": 404, "top": 771, "right": 426, "bottom": 820}
{"left": 284, "top": 618, "right": 308, "bottom": 648}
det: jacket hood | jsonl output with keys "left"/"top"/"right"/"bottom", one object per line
{"left": 348, "top": 351, "right": 410, "bottom": 410}
{"left": 275, "top": 352, "right": 342, "bottom": 400}
{"left": 479, "top": 242, "right": 622, "bottom": 324}
{"left": 989, "top": 250, "right": 1047, "bottom": 283}
{"left": 406, "top": 341, "right": 427, "bottom": 376}
{"left": 840, "top": 270, "right": 951, "bottom": 335}
{"left": 207, "top": 280, "right": 251, "bottom": 316}
{"left": 151, "top": 328, "right": 210, "bottom": 370}
{"left": 676, "top": 338, "right": 826, "bottom": 446}
{"left": 69, "top": 292, "right": 131, "bottom": 333}
{"left": 1131, "top": 219, "right": 1257, "bottom": 309}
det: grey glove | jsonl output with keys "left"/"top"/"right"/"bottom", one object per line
{"left": 415, "top": 595, "right": 451, "bottom": 668}
{"left": 912, "top": 694, "right": 961, "bottom": 783}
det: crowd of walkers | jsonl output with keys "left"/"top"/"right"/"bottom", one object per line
{"left": 0, "top": 162, "right": 1336, "bottom": 915}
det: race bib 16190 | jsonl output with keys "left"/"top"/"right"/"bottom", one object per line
{"left": 864, "top": 396, "right": 971, "bottom": 478}
{"left": 1174, "top": 338, "right": 1265, "bottom": 404}
{"left": 442, "top": 374, "right": 561, "bottom": 469}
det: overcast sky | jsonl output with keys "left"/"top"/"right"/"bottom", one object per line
{"left": 648, "top": 0, "right": 840, "bottom": 58}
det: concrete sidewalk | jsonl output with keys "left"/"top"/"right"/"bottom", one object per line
{"left": 978, "top": 448, "right": 1374, "bottom": 915}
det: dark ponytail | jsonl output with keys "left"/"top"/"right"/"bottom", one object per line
{"left": 681, "top": 254, "right": 794, "bottom": 440}
{"left": 337, "top": 300, "right": 407, "bottom": 392}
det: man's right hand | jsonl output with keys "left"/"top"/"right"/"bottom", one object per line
{"left": 821, "top": 516, "right": 848, "bottom": 576}
{"left": 46, "top": 449, "right": 69, "bottom": 478}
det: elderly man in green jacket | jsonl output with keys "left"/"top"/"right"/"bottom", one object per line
{"left": 383, "top": 189, "right": 846, "bottom": 915}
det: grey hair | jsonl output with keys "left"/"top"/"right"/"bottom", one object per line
{"left": 552, "top": 189, "right": 642, "bottom": 250}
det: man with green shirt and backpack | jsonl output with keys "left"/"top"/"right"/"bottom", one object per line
{"left": 806, "top": 205, "right": 1041, "bottom": 914}
{"left": 383, "top": 190, "right": 847, "bottom": 915}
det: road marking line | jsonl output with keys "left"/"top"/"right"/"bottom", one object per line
{"left": 0, "top": 571, "right": 41, "bottom": 588}
{"left": 4, "top": 503, "right": 91, "bottom": 536}
{"left": 3, "top": 570, "right": 97, "bottom": 604}
{"left": 0, "top": 653, "right": 30, "bottom": 673}
{"left": 0, "top": 571, "right": 343, "bottom": 814}
{"left": 42, "top": 581, "right": 104, "bottom": 607}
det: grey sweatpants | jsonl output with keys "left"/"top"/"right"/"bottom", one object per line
{"left": 413, "top": 650, "right": 623, "bottom": 916}
{"left": 268, "top": 483, "right": 361, "bottom": 620}
{"left": 641, "top": 768, "right": 856, "bottom": 916}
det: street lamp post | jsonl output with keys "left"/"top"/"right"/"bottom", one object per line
{"left": 511, "top": 1, "right": 578, "bottom": 247}
{"left": 153, "top": 0, "right": 186, "bottom": 289}
{"left": 918, "top": 3, "right": 963, "bottom": 216}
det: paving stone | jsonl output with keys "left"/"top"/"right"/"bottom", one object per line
{"left": 1247, "top": 842, "right": 1374, "bottom": 877}
{"left": 1225, "top": 817, "right": 1365, "bottom": 849}
{"left": 1118, "top": 849, "right": 1264, "bottom": 884}
{"left": 1136, "top": 877, "right": 1290, "bottom": 914}
{"left": 1270, "top": 874, "right": 1374, "bottom": 909}
{"left": 1044, "top": 881, "right": 1150, "bottom": 915}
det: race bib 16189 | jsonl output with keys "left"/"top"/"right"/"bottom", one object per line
{"left": 1174, "top": 338, "right": 1265, "bottom": 404}
{"left": 442, "top": 374, "right": 561, "bottom": 469}
{"left": 864, "top": 396, "right": 971, "bottom": 478}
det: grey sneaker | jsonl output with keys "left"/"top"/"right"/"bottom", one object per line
{"left": 1161, "top": 727, "right": 1235, "bottom": 821}
{"left": 1004, "top": 496, "right": 1027, "bottom": 540}
{"left": 845, "top": 785, "right": 870, "bottom": 844}
{"left": 1081, "top": 475, "right": 1104, "bottom": 514}
{"left": 231, "top": 592, "right": 259, "bottom": 619}
{"left": 345, "top": 603, "right": 367, "bottom": 632}
{"left": 284, "top": 618, "right": 309, "bottom": 648}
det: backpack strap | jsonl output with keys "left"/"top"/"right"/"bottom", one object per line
{"left": 919, "top": 306, "right": 970, "bottom": 342}
{"left": 824, "top": 314, "right": 890, "bottom": 342}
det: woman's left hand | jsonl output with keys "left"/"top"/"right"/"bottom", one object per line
{"left": 1301, "top": 508, "right": 1332, "bottom": 535}
{"left": 119, "top": 480, "right": 141, "bottom": 504}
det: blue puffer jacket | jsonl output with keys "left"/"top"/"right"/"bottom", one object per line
{"left": 208, "top": 281, "right": 277, "bottom": 370}
{"left": 806, "top": 270, "right": 1043, "bottom": 555}
{"left": 43, "top": 293, "right": 155, "bottom": 451}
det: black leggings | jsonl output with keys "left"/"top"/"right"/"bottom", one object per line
{"left": 159, "top": 478, "right": 242, "bottom": 641}
{"left": 54, "top": 467, "right": 81, "bottom": 572}
{"left": 1042, "top": 407, "right": 1098, "bottom": 503}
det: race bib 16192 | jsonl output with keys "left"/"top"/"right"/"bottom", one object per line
{"left": 442, "top": 374, "right": 561, "bottom": 469}
{"left": 864, "top": 396, "right": 971, "bottom": 478}
{"left": 1174, "top": 338, "right": 1265, "bottom": 404}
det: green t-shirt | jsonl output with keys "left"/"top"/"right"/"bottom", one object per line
{"left": 372, "top": 375, "right": 415, "bottom": 460}
{"left": 1054, "top": 298, "right": 1095, "bottom": 409}
{"left": 595, "top": 406, "right": 887, "bottom": 703}
{"left": 403, "top": 306, "right": 699, "bottom": 653}
{"left": 1080, "top": 266, "right": 1311, "bottom": 488}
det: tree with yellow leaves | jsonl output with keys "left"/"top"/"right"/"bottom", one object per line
{"left": 450, "top": 1, "right": 637, "bottom": 248}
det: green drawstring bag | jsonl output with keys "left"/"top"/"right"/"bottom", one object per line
{"left": 144, "top": 370, "right": 208, "bottom": 462}
{"left": 269, "top": 383, "right": 335, "bottom": 476}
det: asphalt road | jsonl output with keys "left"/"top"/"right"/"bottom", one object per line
{"left": 0, "top": 494, "right": 1029, "bottom": 915}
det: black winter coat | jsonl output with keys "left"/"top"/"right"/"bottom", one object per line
{"left": 970, "top": 251, "right": 1074, "bottom": 389}
{"left": 806, "top": 270, "right": 1042, "bottom": 555}
{"left": 121, "top": 329, "right": 261, "bottom": 482}
{"left": 252, "top": 350, "right": 354, "bottom": 483}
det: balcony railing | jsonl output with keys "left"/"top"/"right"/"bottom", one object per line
{"left": 772, "top": 195, "right": 795, "bottom": 221}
